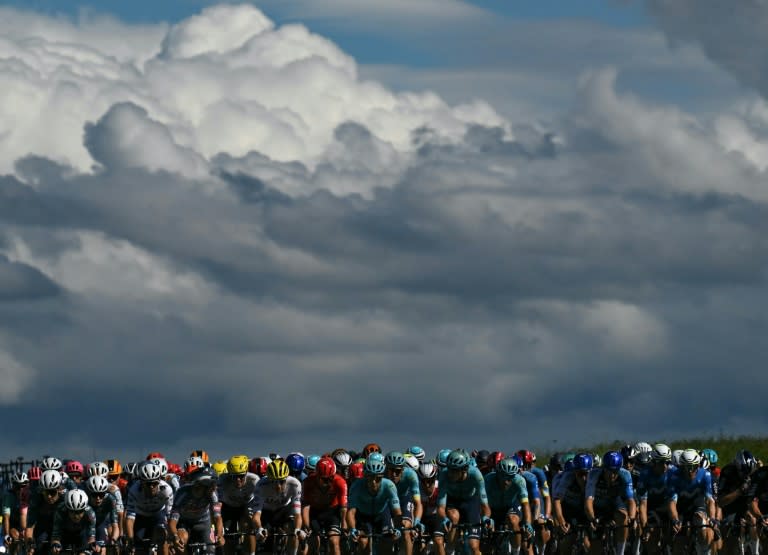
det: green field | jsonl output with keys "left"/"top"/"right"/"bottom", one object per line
{"left": 541, "top": 435, "right": 768, "bottom": 465}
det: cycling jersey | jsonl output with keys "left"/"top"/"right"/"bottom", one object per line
{"left": 217, "top": 473, "right": 259, "bottom": 507}
{"left": 529, "top": 467, "right": 550, "bottom": 499}
{"left": 51, "top": 505, "right": 97, "bottom": 543}
{"left": 553, "top": 471, "right": 584, "bottom": 512}
{"left": 28, "top": 491, "right": 64, "bottom": 532}
{"left": 666, "top": 467, "right": 713, "bottom": 516}
{"left": 484, "top": 472, "right": 529, "bottom": 514}
{"left": 348, "top": 478, "right": 400, "bottom": 517}
{"left": 419, "top": 484, "right": 439, "bottom": 517}
{"left": 302, "top": 474, "right": 347, "bottom": 511}
{"left": 107, "top": 484, "right": 124, "bottom": 513}
{"left": 249, "top": 476, "right": 302, "bottom": 514}
{"left": 2, "top": 488, "right": 29, "bottom": 519}
{"left": 748, "top": 466, "right": 768, "bottom": 512}
{"left": 125, "top": 480, "right": 173, "bottom": 519}
{"left": 585, "top": 468, "right": 634, "bottom": 512}
{"left": 636, "top": 466, "right": 669, "bottom": 511}
{"left": 436, "top": 467, "right": 488, "bottom": 507}
{"left": 717, "top": 463, "right": 751, "bottom": 516}
{"left": 90, "top": 494, "right": 119, "bottom": 527}
{"left": 520, "top": 471, "right": 541, "bottom": 507}
{"left": 170, "top": 485, "right": 221, "bottom": 523}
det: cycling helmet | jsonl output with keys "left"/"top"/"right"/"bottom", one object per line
{"left": 227, "top": 455, "right": 250, "bottom": 475}
{"left": 407, "top": 446, "right": 426, "bottom": 461}
{"left": 10, "top": 472, "right": 29, "bottom": 486}
{"left": 436, "top": 448, "right": 452, "bottom": 468}
{"left": 563, "top": 460, "right": 575, "bottom": 472}
{"left": 41, "top": 469, "right": 62, "bottom": 490}
{"left": 517, "top": 450, "right": 536, "bottom": 466}
{"left": 65, "top": 489, "right": 89, "bottom": 511}
{"left": 139, "top": 462, "right": 163, "bottom": 482}
{"left": 497, "top": 458, "right": 520, "bottom": 477}
{"left": 105, "top": 459, "right": 122, "bottom": 477}
{"left": 86, "top": 475, "right": 110, "bottom": 494}
{"left": 347, "top": 461, "right": 362, "bottom": 479}
{"left": 634, "top": 442, "right": 653, "bottom": 463}
{"left": 367, "top": 452, "right": 385, "bottom": 464}
{"left": 474, "top": 450, "right": 490, "bottom": 468}
{"left": 701, "top": 449, "right": 719, "bottom": 466}
{"left": 403, "top": 453, "right": 420, "bottom": 471}
{"left": 190, "top": 450, "right": 209, "bottom": 463}
{"left": 671, "top": 450, "right": 684, "bottom": 466}
{"left": 333, "top": 451, "right": 352, "bottom": 468}
{"left": 41, "top": 457, "right": 62, "bottom": 471}
{"left": 573, "top": 453, "right": 594, "bottom": 471}
{"left": 65, "top": 460, "right": 84, "bottom": 475}
{"left": 146, "top": 452, "right": 164, "bottom": 461}
{"left": 362, "top": 443, "right": 382, "bottom": 457}
{"left": 286, "top": 453, "right": 306, "bottom": 474}
{"left": 419, "top": 462, "right": 438, "bottom": 480}
{"left": 149, "top": 458, "right": 168, "bottom": 476}
{"left": 679, "top": 449, "right": 701, "bottom": 467}
{"left": 489, "top": 451, "right": 505, "bottom": 469}
{"left": 87, "top": 461, "right": 109, "bottom": 477}
{"left": 620, "top": 444, "right": 638, "bottom": 462}
{"left": 250, "top": 457, "right": 268, "bottom": 476}
{"left": 185, "top": 456, "right": 205, "bottom": 473}
{"left": 124, "top": 462, "right": 139, "bottom": 477}
{"left": 212, "top": 460, "right": 228, "bottom": 475}
{"left": 267, "top": 460, "right": 289, "bottom": 480}
{"left": 651, "top": 444, "right": 672, "bottom": 462}
{"left": 385, "top": 451, "right": 406, "bottom": 468}
{"left": 511, "top": 453, "right": 524, "bottom": 467}
{"left": 305, "top": 455, "right": 321, "bottom": 472}
{"left": 602, "top": 451, "right": 623, "bottom": 470}
{"left": 364, "top": 458, "right": 386, "bottom": 476}
{"left": 734, "top": 450, "right": 758, "bottom": 476}
{"left": 560, "top": 452, "right": 576, "bottom": 465}
{"left": 317, "top": 457, "right": 337, "bottom": 479}
{"left": 446, "top": 449, "right": 470, "bottom": 470}
{"left": 28, "top": 466, "right": 42, "bottom": 481}
{"left": 193, "top": 466, "right": 218, "bottom": 484}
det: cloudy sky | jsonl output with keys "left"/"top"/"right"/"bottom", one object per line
{"left": 0, "top": 0, "right": 766, "bottom": 465}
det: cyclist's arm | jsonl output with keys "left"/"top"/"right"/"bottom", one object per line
{"left": 346, "top": 507, "right": 357, "bottom": 530}
{"left": 521, "top": 499, "right": 531, "bottom": 526}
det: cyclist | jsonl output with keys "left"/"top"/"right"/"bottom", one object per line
{"left": 86, "top": 463, "right": 124, "bottom": 536}
{"left": 384, "top": 452, "right": 422, "bottom": 555}
{"left": 517, "top": 449, "right": 551, "bottom": 553}
{"left": 84, "top": 476, "right": 119, "bottom": 548}
{"left": 584, "top": 451, "right": 636, "bottom": 555}
{"left": 189, "top": 452, "right": 209, "bottom": 467}
{"left": 2, "top": 472, "right": 30, "bottom": 555}
{"left": 436, "top": 450, "right": 492, "bottom": 555}
{"left": 553, "top": 453, "right": 593, "bottom": 554}
{"left": 719, "top": 450, "right": 759, "bottom": 555}
{"left": 331, "top": 452, "right": 352, "bottom": 484}
{"left": 301, "top": 457, "right": 347, "bottom": 555}
{"left": 26, "top": 470, "right": 66, "bottom": 554}
{"left": 636, "top": 444, "right": 672, "bottom": 555}
{"left": 348, "top": 463, "right": 364, "bottom": 486}
{"left": 249, "top": 460, "right": 303, "bottom": 555}
{"left": 474, "top": 451, "right": 492, "bottom": 475}
{"left": 417, "top": 463, "right": 444, "bottom": 555}
{"left": 64, "top": 462, "right": 85, "bottom": 491}
{"left": 124, "top": 462, "right": 173, "bottom": 555}
{"left": 485, "top": 458, "right": 532, "bottom": 555}
{"left": 50, "top": 490, "right": 98, "bottom": 554}
{"left": 217, "top": 455, "right": 259, "bottom": 555}
{"left": 407, "top": 447, "right": 426, "bottom": 464}
{"left": 249, "top": 458, "right": 269, "bottom": 479}
{"left": 667, "top": 449, "right": 716, "bottom": 555}
{"left": 168, "top": 467, "right": 224, "bottom": 554}
{"left": 347, "top": 457, "right": 402, "bottom": 555}
{"left": 286, "top": 454, "right": 307, "bottom": 482}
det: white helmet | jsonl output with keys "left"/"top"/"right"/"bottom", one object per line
{"left": 680, "top": 449, "right": 701, "bottom": 467}
{"left": 634, "top": 442, "right": 653, "bottom": 464}
{"left": 671, "top": 449, "right": 684, "bottom": 466}
{"left": 64, "top": 489, "right": 89, "bottom": 511}
{"left": 418, "top": 462, "right": 438, "bottom": 480}
{"left": 40, "top": 469, "right": 63, "bottom": 490}
{"left": 87, "top": 461, "right": 109, "bottom": 477}
{"left": 184, "top": 456, "right": 205, "bottom": 472}
{"left": 41, "top": 457, "right": 62, "bottom": 471}
{"left": 10, "top": 472, "right": 29, "bottom": 486}
{"left": 139, "top": 462, "right": 163, "bottom": 482}
{"left": 86, "top": 475, "right": 110, "bottom": 494}
{"left": 403, "top": 453, "right": 420, "bottom": 472}
{"left": 149, "top": 457, "right": 168, "bottom": 476}
{"left": 651, "top": 443, "right": 672, "bottom": 462}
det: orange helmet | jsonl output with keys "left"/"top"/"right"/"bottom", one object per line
{"left": 363, "top": 443, "right": 381, "bottom": 457}
{"left": 105, "top": 459, "right": 122, "bottom": 477}
{"left": 190, "top": 450, "right": 209, "bottom": 463}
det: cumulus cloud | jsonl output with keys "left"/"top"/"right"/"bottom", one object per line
{"left": 0, "top": 4, "right": 767, "bottom": 459}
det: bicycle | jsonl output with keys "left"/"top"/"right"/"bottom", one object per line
{"left": 445, "top": 522, "right": 483, "bottom": 555}
{"left": 223, "top": 532, "right": 253, "bottom": 555}
{"left": 722, "top": 517, "right": 757, "bottom": 555}
{"left": 641, "top": 519, "right": 672, "bottom": 555}
{"left": 670, "top": 522, "right": 715, "bottom": 555}
{"left": 129, "top": 537, "right": 166, "bottom": 555}
{"left": 184, "top": 542, "right": 216, "bottom": 555}
{"left": 483, "top": 528, "right": 526, "bottom": 555}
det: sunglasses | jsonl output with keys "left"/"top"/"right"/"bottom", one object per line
{"left": 232, "top": 474, "right": 247, "bottom": 480}
{"left": 321, "top": 476, "right": 334, "bottom": 483}
{"left": 389, "top": 468, "right": 403, "bottom": 475}
{"left": 144, "top": 481, "right": 160, "bottom": 488}
{"left": 273, "top": 479, "right": 287, "bottom": 485}
{"left": 366, "top": 476, "right": 383, "bottom": 483}
{"left": 422, "top": 478, "right": 436, "bottom": 485}
{"left": 91, "top": 492, "right": 107, "bottom": 499}
{"left": 69, "top": 510, "right": 85, "bottom": 516}
{"left": 43, "top": 489, "right": 59, "bottom": 497}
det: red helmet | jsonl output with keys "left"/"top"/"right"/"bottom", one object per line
{"left": 517, "top": 450, "right": 536, "bottom": 466}
{"left": 489, "top": 451, "right": 505, "bottom": 469}
{"left": 168, "top": 463, "right": 182, "bottom": 475}
{"left": 28, "top": 466, "right": 42, "bottom": 481}
{"left": 146, "top": 452, "right": 164, "bottom": 461}
{"left": 249, "top": 457, "right": 268, "bottom": 476}
{"left": 65, "top": 460, "right": 84, "bottom": 474}
{"left": 349, "top": 461, "right": 364, "bottom": 480}
{"left": 317, "top": 457, "right": 337, "bottom": 479}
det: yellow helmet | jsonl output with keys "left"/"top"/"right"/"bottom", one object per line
{"left": 212, "top": 460, "right": 228, "bottom": 475}
{"left": 267, "top": 459, "right": 289, "bottom": 480}
{"left": 227, "top": 455, "right": 250, "bottom": 475}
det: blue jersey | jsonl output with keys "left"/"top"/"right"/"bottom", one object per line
{"left": 484, "top": 472, "right": 528, "bottom": 512}
{"left": 585, "top": 468, "right": 634, "bottom": 506}
{"left": 521, "top": 471, "right": 541, "bottom": 503}
{"left": 530, "top": 467, "right": 550, "bottom": 498}
{"left": 437, "top": 467, "right": 488, "bottom": 506}
{"left": 395, "top": 468, "right": 421, "bottom": 501}
{"left": 553, "top": 471, "right": 584, "bottom": 512}
{"left": 636, "top": 467, "right": 670, "bottom": 511}
{"left": 666, "top": 468, "right": 713, "bottom": 513}
{"left": 348, "top": 478, "right": 400, "bottom": 517}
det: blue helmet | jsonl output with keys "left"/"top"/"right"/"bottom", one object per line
{"left": 364, "top": 457, "right": 386, "bottom": 476}
{"left": 701, "top": 449, "right": 718, "bottom": 466}
{"left": 573, "top": 453, "right": 594, "bottom": 471}
{"left": 367, "top": 452, "right": 385, "bottom": 464}
{"left": 602, "top": 451, "right": 623, "bottom": 470}
{"left": 446, "top": 450, "right": 470, "bottom": 470}
{"left": 436, "top": 449, "right": 452, "bottom": 468}
{"left": 407, "top": 446, "right": 426, "bottom": 461}
{"left": 385, "top": 451, "right": 406, "bottom": 468}
{"left": 563, "top": 460, "right": 575, "bottom": 472}
{"left": 496, "top": 458, "right": 520, "bottom": 478}
{"left": 285, "top": 453, "right": 305, "bottom": 473}
{"left": 511, "top": 453, "right": 524, "bottom": 467}
{"left": 306, "top": 455, "right": 321, "bottom": 471}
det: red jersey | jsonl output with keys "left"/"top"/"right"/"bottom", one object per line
{"left": 301, "top": 474, "right": 348, "bottom": 511}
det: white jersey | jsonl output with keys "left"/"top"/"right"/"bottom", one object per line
{"left": 125, "top": 479, "right": 173, "bottom": 519}
{"left": 108, "top": 483, "right": 124, "bottom": 513}
{"left": 249, "top": 476, "right": 301, "bottom": 513}
{"left": 217, "top": 472, "right": 260, "bottom": 507}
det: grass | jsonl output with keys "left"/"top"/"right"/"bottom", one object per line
{"left": 540, "top": 435, "right": 768, "bottom": 466}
